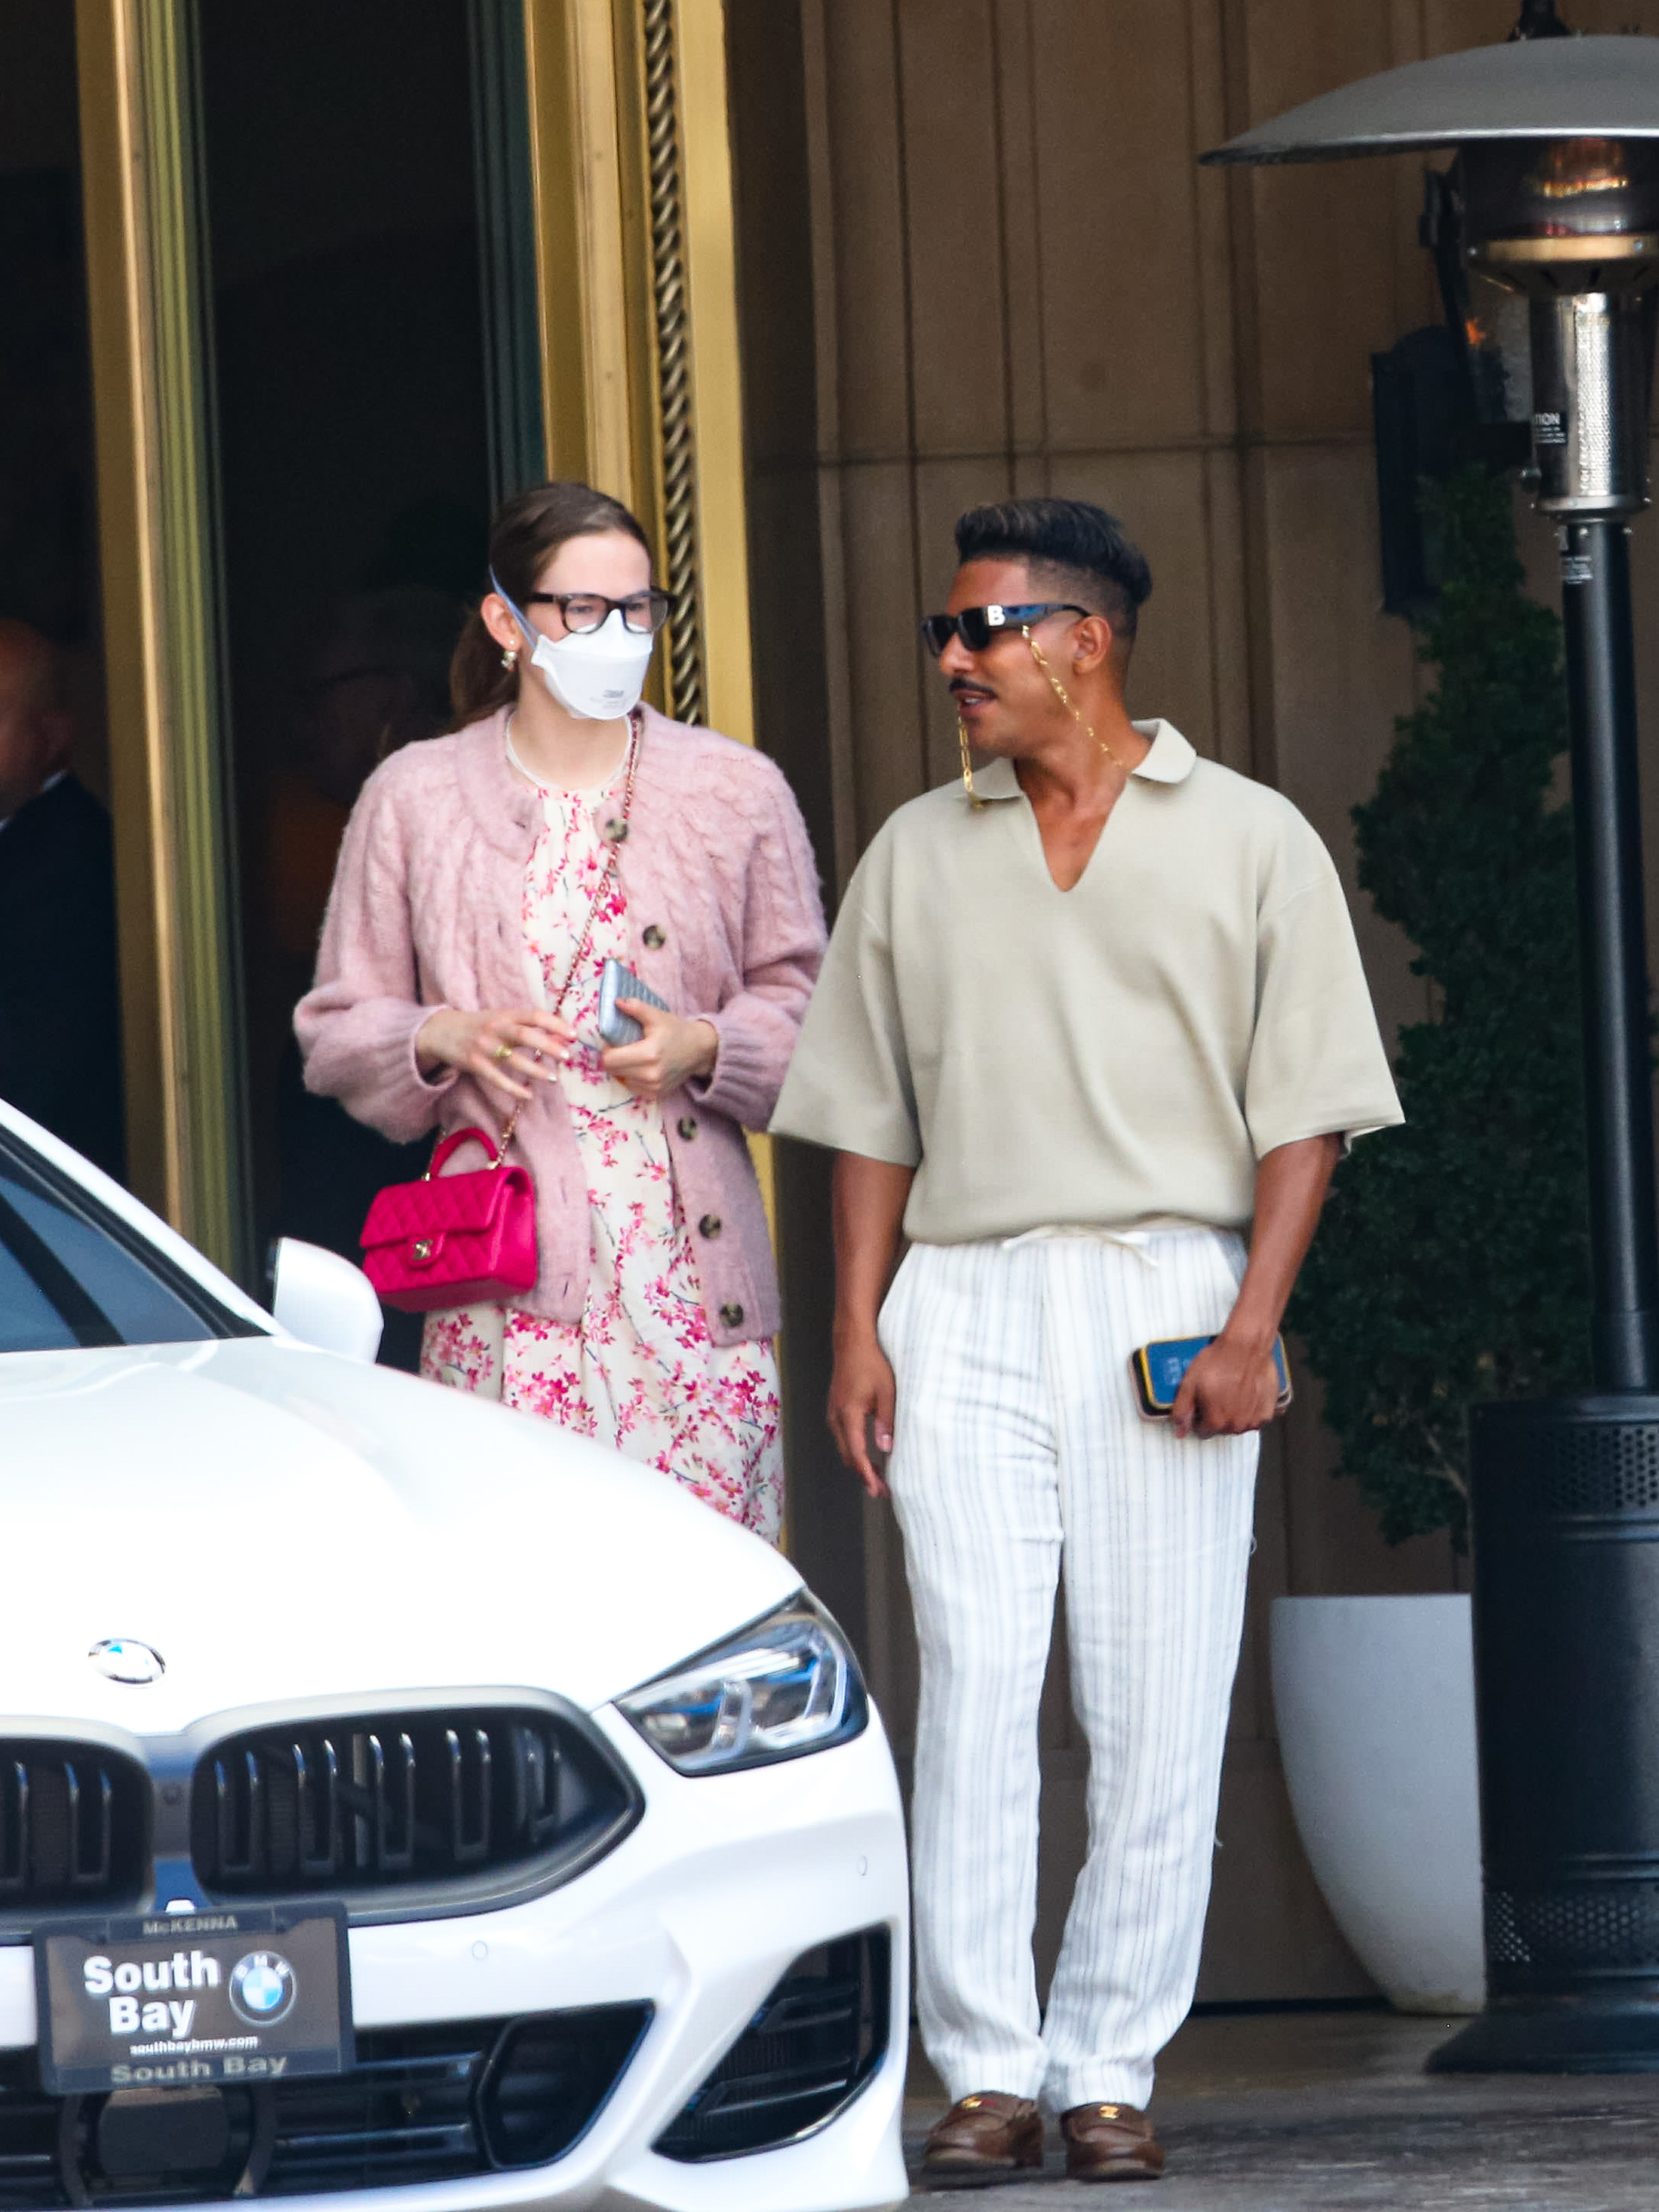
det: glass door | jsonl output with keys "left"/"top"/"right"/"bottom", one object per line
{"left": 0, "top": 3, "right": 122, "bottom": 1184}
{"left": 194, "top": 0, "right": 542, "bottom": 1364}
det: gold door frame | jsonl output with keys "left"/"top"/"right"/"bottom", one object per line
{"left": 524, "top": 0, "right": 770, "bottom": 1217}
{"left": 73, "top": 0, "right": 759, "bottom": 1268}
{"left": 76, "top": 0, "right": 248, "bottom": 1282}
{"left": 524, "top": 0, "right": 754, "bottom": 744}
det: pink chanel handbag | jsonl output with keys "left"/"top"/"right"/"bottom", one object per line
{"left": 360, "top": 1126, "right": 538, "bottom": 1312}
{"left": 357, "top": 712, "right": 640, "bottom": 1317}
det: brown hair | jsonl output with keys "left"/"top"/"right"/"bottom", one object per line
{"left": 447, "top": 480, "right": 653, "bottom": 727}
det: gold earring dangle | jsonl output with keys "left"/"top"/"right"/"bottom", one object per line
{"left": 1023, "top": 627, "right": 1132, "bottom": 774}
{"left": 502, "top": 646, "right": 519, "bottom": 671}
{"left": 957, "top": 718, "right": 985, "bottom": 809}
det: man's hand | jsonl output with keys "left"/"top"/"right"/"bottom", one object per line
{"left": 1170, "top": 1130, "right": 1344, "bottom": 1441}
{"left": 602, "top": 1001, "right": 719, "bottom": 1101}
{"left": 1172, "top": 1331, "right": 1283, "bottom": 1440}
{"left": 827, "top": 1153, "right": 916, "bottom": 1501}
{"left": 828, "top": 1331, "right": 896, "bottom": 1500}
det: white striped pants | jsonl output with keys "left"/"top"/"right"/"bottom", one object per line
{"left": 879, "top": 1230, "right": 1257, "bottom": 2111}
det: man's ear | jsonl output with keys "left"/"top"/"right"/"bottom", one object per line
{"left": 1072, "top": 613, "right": 1116, "bottom": 675}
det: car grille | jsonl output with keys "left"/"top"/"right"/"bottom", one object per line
{"left": 0, "top": 2007, "right": 652, "bottom": 2207}
{"left": 0, "top": 1742, "right": 146, "bottom": 1912}
{"left": 191, "top": 1706, "right": 639, "bottom": 1904}
{"left": 654, "top": 1927, "right": 890, "bottom": 2161}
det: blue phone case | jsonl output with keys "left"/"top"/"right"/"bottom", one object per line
{"left": 596, "top": 958, "right": 669, "bottom": 1047}
{"left": 1132, "top": 1333, "right": 1292, "bottom": 1419}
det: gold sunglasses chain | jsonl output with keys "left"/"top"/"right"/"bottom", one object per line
{"left": 957, "top": 716, "right": 987, "bottom": 810}
{"left": 1025, "top": 626, "right": 1136, "bottom": 776}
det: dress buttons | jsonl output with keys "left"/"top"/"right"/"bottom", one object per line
{"left": 641, "top": 923, "right": 666, "bottom": 950}
{"left": 719, "top": 1302, "right": 745, "bottom": 1329}
{"left": 676, "top": 1115, "right": 697, "bottom": 1140}
{"left": 698, "top": 1213, "right": 723, "bottom": 1239}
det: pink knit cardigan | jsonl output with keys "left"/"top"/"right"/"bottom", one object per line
{"left": 295, "top": 704, "right": 826, "bottom": 1345}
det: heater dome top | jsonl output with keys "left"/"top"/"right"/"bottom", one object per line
{"left": 1203, "top": 34, "right": 1659, "bottom": 166}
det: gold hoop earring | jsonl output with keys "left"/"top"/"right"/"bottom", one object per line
{"left": 501, "top": 646, "right": 519, "bottom": 671}
{"left": 1024, "top": 627, "right": 1132, "bottom": 774}
{"left": 957, "top": 719, "right": 986, "bottom": 809}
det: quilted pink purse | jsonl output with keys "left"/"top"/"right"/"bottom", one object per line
{"left": 360, "top": 1127, "right": 537, "bottom": 1312}
{"left": 357, "top": 711, "right": 640, "bottom": 1317}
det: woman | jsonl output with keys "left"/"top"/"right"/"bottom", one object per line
{"left": 295, "top": 482, "right": 826, "bottom": 1540}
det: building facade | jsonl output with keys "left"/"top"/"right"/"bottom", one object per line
{"left": 16, "top": 0, "right": 1659, "bottom": 2004}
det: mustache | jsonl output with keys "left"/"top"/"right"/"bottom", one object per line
{"left": 948, "top": 676, "right": 996, "bottom": 698}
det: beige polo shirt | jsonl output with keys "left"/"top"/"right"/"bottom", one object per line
{"left": 770, "top": 720, "right": 1403, "bottom": 1244}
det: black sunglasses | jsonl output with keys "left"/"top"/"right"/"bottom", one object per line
{"left": 920, "top": 602, "right": 1092, "bottom": 657}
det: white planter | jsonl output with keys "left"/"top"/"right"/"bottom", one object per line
{"left": 1270, "top": 1593, "right": 1485, "bottom": 2014}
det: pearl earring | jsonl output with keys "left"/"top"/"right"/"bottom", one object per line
{"left": 501, "top": 646, "right": 519, "bottom": 671}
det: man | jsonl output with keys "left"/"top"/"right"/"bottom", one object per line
{"left": 771, "top": 499, "right": 1401, "bottom": 2183}
{"left": 0, "top": 619, "right": 124, "bottom": 1178}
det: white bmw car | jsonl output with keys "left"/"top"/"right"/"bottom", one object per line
{"left": 0, "top": 1100, "right": 909, "bottom": 2212}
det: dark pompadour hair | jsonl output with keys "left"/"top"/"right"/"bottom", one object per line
{"left": 953, "top": 497, "right": 1153, "bottom": 641}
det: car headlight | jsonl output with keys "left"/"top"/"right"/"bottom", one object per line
{"left": 617, "top": 1595, "right": 868, "bottom": 1775}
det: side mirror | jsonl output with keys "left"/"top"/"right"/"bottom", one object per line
{"left": 270, "top": 1238, "right": 384, "bottom": 1364}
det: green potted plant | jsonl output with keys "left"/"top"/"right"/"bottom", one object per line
{"left": 1270, "top": 465, "right": 1590, "bottom": 2012}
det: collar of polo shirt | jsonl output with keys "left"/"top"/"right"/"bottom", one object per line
{"left": 953, "top": 719, "right": 1198, "bottom": 801}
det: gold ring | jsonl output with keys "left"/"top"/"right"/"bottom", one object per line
{"left": 492, "top": 1044, "right": 514, "bottom": 1062}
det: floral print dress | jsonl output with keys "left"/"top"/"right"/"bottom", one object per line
{"left": 420, "top": 755, "right": 784, "bottom": 1542}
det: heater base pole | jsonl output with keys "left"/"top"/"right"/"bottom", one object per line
{"left": 1431, "top": 522, "right": 1659, "bottom": 2074}
{"left": 1560, "top": 519, "right": 1659, "bottom": 1391}
{"left": 1430, "top": 1398, "right": 1659, "bottom": 2074}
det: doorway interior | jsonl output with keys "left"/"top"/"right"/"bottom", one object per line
{"left": 194, "top": 0, "right": 542, "bottom": 1361}
{"left": 0, "top": 1, "right": 119, "bottom": 1179}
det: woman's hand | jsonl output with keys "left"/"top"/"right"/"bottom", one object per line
{"left": 415, "top": 1006, "right": 574, "bottom": 1105}
{"left": 602, "top": 1001, "right": 719, "bottom": 1102}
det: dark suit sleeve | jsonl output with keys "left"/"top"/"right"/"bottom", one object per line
{"left": 0, "top": 780, "right": 126, "bottom": 1177}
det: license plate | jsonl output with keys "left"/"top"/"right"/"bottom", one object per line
{"left": 34, "top": 1905, "right": 352, "bottom": 2094}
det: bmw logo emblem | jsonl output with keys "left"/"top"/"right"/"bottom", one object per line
{"left": 229, "top": 1952, "right": 297, "bottom": 2027}
{"left": 88, "top": 1638, "right": 164, "bottom": 1685}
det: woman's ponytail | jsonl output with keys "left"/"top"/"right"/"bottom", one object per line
{"left": 448, "top": 604, "right": 517, "bottom": 726}
{"left": 445, "top": 480, "right": 653, "bottom": 732}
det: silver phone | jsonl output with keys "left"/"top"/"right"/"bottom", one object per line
{"left": 596, "top": 956, "right": 669, "bottom": 1047}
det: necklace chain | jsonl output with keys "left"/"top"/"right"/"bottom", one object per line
{"left": 504, "top": 709, "right": 633, "bottom": 796}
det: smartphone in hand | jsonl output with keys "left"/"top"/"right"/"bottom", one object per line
{"left": 1131, "top": 1333, "right": 1292, "bottom": 1421}
{"left": 595, "top": 957, "right": 669, "bottom": 1048}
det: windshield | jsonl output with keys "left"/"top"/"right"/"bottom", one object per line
{"left": 0, "top": 1130, "right": 263, "bottom": 1352}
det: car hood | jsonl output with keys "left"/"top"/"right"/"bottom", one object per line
{"left": 0, "top": 1339, "right": 799, "bottom": 1732}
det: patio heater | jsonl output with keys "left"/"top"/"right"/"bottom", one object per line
{"left": 1204, "top": 23, "right": 1659, "bottom": 2071}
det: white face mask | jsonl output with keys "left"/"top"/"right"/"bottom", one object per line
{"left": 495, "top": 575, "right": 656, "bottom": 721}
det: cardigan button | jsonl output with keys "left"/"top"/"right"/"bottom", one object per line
{"left": 676, "top": 1115, "right": 697, "bottom": 1140}
{"left": 719, "top": 1302, "right": 745, "bottom": 1329}
{"left": 642, "top": 923, "right": 666, "bottom": 950}
{"left": 698, "top": 1213, "right": 723, "bottom": 1240}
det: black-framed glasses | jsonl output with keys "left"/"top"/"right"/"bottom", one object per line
{"left": 523, "top": 589, "right": 673, "bottom": 636}
{"left": 919, "top": 602, "right": 1092, "bottom": 657}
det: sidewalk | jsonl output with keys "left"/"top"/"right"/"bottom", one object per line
{"left": 901, "top": 2008, "right": 1659, "bottom": 2208}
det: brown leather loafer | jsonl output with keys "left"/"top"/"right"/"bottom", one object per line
{"left": 1060, "top": 2101, "right": 1165, "bottom": 2181}
{"left": 922, "top": 2093, "right": 1044, "bottom": 2185}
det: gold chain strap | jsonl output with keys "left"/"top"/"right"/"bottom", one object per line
{"left": 1024, "top": 627, "right": 1137, "bottom": 775}
{"left": 956, "top": 716, "right": 986, "bottom": 810}
{"left": 958, "top": 632, "right": 1133, "bottom": 809}
{"left": 492, "top": 710, "right": 641, "bottom": 1165}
